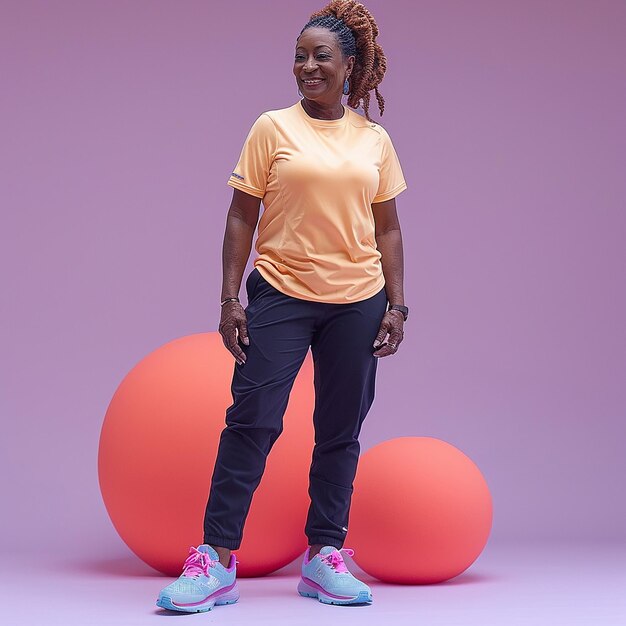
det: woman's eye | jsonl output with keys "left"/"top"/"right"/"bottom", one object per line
{"left": 295, "top": 55, "right": 330, "bottom": 61}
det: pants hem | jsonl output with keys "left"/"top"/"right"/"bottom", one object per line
{"left": 202, "top": 535, "right": 242, "bottom": 550}
{"left": 307, "top": 536, "right": 344, "bottom": 549}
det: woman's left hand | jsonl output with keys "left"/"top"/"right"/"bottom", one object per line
{"left": 372, "top": 310, "right": 405, "bottom": 358}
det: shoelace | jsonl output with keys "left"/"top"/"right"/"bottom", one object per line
{"left": 181, "top": 546, "right": 218, "bottom": 578}
{"left": 319, "top": 547, "right": 355, "bottom": 574}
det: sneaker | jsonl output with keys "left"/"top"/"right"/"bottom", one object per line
{"left": 156, "top": 544, "right": 240, "bottom": 613}
{"left": 297, "top": 546, "right": 373, "bottom": 605}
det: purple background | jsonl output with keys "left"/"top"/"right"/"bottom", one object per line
{"left": 2, "top": 0, "right": 625, "bottom": 567}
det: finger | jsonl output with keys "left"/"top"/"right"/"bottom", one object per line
{"left": 387, "top": 330, "right": 403, "bottom": 349}
{"left": 238, "top": 319, "right": 250, "bottom": 346}
{"left": 231, "top": 347, "right": 246, "bottom": 365}
{"left": 373, "top": 336, "right": 400, "bottom": 358}
{"left": 373, "top": 343, "right": 394, "bottom": 358}
{"left": 233, "top": 347, "right": 247, "bottom": 365}
{"left": 372, "top": 324, "right": 389, "bottom": 348}
{"left": 225, "top": 335, "right": 247, "bottom": 365}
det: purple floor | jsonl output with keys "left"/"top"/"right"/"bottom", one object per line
{"left": 3, "top": 540, "right": 624, "bottom": 624}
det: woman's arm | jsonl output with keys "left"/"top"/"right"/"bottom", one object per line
{"left": 219, "top": 189, "right": 261, "bottom": 366}
{"left": 221, "top": 189, "right": 262, "bottom": 301}
{"left": 372, "top": 197, "right": 404, "bottom": 307}
{"left": 371, "top": 197, "right": 405, "bottom": 357}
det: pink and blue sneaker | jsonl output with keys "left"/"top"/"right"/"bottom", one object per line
{"left": 297, "top": 546, "right": 373, "bottom": 605}
{"left": 156, "top": 544, "right": 240, "bottom": 613}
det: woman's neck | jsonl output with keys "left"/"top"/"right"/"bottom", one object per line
{"left": 300, "top": 98, "right": 344, "bottom": 120}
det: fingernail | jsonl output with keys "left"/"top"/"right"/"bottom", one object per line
{"left": 243, "top": 338, "right": 249, "bottom": 345}
{"left": 373, "top": 340, "right": 380, "bottom": 347}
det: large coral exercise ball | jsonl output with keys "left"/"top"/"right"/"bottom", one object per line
{"left": 348, "top": 437, "right": 492, "bottom": 584}
{"left": 98, "top": 333, "right": 315, "bottom": 577}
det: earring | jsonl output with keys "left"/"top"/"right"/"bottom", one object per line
{"left": 343, "top": 78, "right": 349, "bottom": 95}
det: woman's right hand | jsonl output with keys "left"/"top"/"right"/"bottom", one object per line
{"left": 219, "top": 302, "right": 250, "bottom": 366}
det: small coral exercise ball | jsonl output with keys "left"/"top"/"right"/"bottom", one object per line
{"left": 98, "top": 333, "right": 315, "bottom": 577}
{"left": 348, "top": 437, "right": 492, "bottom": 584}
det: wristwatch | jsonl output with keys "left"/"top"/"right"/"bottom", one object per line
{"left": 387, "top": 304, "right": 409, "bottom": 321}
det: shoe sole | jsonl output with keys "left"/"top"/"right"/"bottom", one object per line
{"left": 156, "top": 583, "right": 240, "bottom": 613}
{"left": 297, "top": 577, "right": 372, "bottom": 605}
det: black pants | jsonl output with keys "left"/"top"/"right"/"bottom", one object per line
{"left": 203, "top": 267, "right": 388, "bottom": 550}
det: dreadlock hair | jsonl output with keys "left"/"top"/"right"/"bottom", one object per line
{"left": 299, "top": 0, "right": 387, "bottom": 122}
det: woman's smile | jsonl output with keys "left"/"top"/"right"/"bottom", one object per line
{"left": 302, "top": 78, "right": 326, "bottom": 88}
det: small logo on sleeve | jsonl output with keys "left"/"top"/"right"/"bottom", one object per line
{"left": 231, "top": 172, "right": 245, "bottom": 180}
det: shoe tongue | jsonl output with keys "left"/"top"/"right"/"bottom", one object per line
{"left": 319, "top": 546, "right": 339, "bottom": 556}
{"left": 198, "top": 544, "right": 220, "bottom": 561}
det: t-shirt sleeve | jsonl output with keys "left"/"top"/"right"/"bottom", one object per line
{"left": 227, "top": 113, "right": 277, "bottom": 199}
{"left": 372, "top": 126, "right": 408, "bottom": 203}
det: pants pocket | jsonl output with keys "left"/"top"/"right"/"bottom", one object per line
{"left": 245, "top": 268, "right": 263, "bottom": 302}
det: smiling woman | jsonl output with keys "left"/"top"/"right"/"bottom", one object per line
{"left": 295, "top": 32, "right": 349, "bottom": 120}
{"left": 156, "top": 0, "right": 409, "bottom": 613}
{"left": 294, "top": 0, "right": 388, "bottom": 122}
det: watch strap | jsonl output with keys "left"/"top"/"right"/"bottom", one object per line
{"left": 387, "top": 304, "right": 409, "bottom": 321}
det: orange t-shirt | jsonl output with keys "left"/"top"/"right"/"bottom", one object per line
{"left": 227, "top": 100, "right": 408, "bottom": 303}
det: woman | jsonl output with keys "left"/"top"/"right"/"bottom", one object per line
{"left": 157, "top": 0, "right": 408, "bottom": 612}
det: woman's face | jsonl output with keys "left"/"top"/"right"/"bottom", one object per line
{"left": 294, "top": 26, "right": 354, "bottom": 104}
